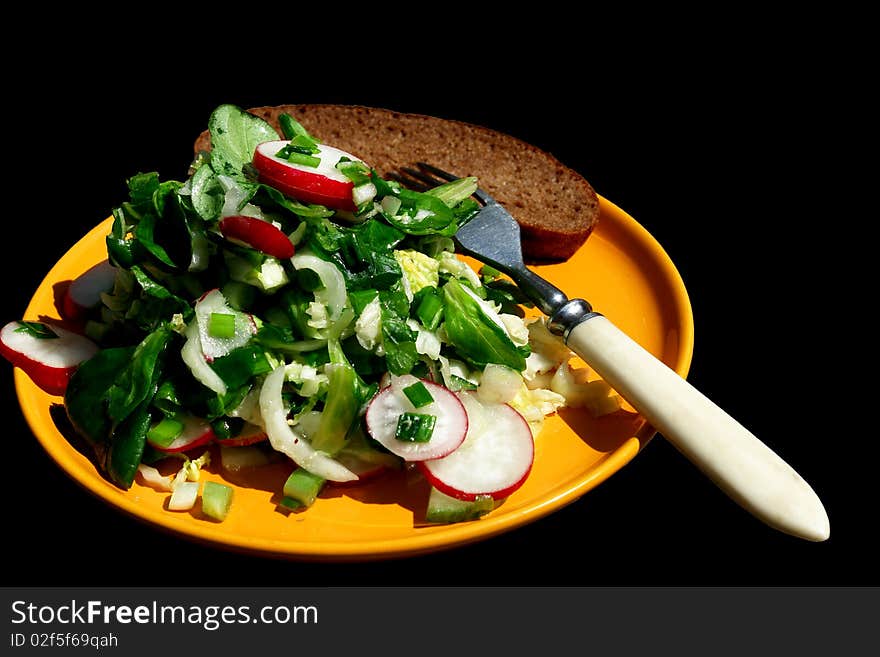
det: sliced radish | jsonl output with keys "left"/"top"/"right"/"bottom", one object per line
{"left": 181, "top": 320, "right": 227, "bottom": 395}
{"left": 253, "top": 140, "right": 366, "bottom": 211}
{"left": 62, "top": 260, "right": 116, "bottom": 320}
{"left": 148, "top": 414, "right": 216, "bottom": 453}
{"left": 418, "top": 392, "right": 534, "bottom": 501}
{"left": 332, "top": 453, "right": 391, "bottom": 484}
{"left": 365, "top": 374, "right": 468, "bottom": 461}
{"left": 216, "top": 422, "right": 268, "bottom": 447}
{"left": 0, "top": 321, "right": 98, "bottom": 396}
{"left": 331, "top": 429, "right": 402, "bottom": 485}
{"left": 259, "top": 363, "right": 358, "bottom": 482}
{"left": 219, "top": 215, "right": 295, "bottom": 259}
{"left": 194, "top": 289, "right": 257, "bottom": 362}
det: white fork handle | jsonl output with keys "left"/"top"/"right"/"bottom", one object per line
{"left": 565, "top": 314, "right": 829, "bottom": 542}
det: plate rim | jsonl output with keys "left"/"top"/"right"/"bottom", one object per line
{"left": 15, "top": 194, "right": 694, "bottom": 560}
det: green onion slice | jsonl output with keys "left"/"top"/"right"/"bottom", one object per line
{"left": 208, "top": 312, "right": 236, "bottom": 339}
{"left": 402, "top": 381, "right": 434, "bottom": 408}
{"left": 395, "top": 412, "right": 436, "bottom": 442}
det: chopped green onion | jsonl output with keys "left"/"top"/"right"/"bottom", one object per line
{"left": 202, "top": 481, "right": 234, "bottom": 521}
{"left": 146, "top": 416, "right": 184, "bottom": 448}
{"left": 395, "top": 412, "right": 436, "bottom": 442}
{"left": 402, "top": 381, "right": 434, "bottom": 408}
{"left": 283, "top": 468, "right": 326, "bottom": 507}
{"left": 414, "top": 287, "right": 444, "bottom": 330}
{"left": 208, "top": 312, "right": 236, "bottom": 339}
{"left": 278, "top": 496, "right": 305, "bottom": 512}
{"left": 449, "top": 374, "right": 478, "bottom": 392}
{"left": 14, "top": 321, "right": 58, "bottom": 340}
{"left": 279, "top": 113, "right": 315, "bottom": 140}
{"left": 274, "top": 147, "right": 321, "bottom": 168}
{"left": 289, "top": 134, "right": 320, "bottom": 154}
{"left": 424, "top": 176, "right": 478, "bottom": 207}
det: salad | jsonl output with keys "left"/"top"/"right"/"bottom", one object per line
{"left": 1, "top": 104, "right": 622, "bottom": 524}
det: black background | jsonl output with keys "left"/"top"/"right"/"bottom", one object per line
{"left": 1, "top": 25, "right": 867, "bottom": 587}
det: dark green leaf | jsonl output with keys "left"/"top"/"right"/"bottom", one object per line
{"left": 379, "top": 286, "right": 418, "bottom": 375}
{"left": 107, "top": 399, "right": 151, "bottom": 489}
{"left": 64, "top": 346, "right": 136, "bottom": 446}
{"left": 107, "top": 324, "right": 173, "bottom": 423}
{"left": 209, "top": 344, "right": 272, "bottom": 390}
{"left": 256, "top": 185, "right": 334, "bottom": 219}
{"left": 134, "top": 213, "right": 177, "bottom": 268}
{"left": 126, "top": 172, "right": 160, "bottom": 216}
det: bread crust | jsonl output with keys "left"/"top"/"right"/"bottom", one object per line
{"left": 194, "top": 104, "right": 599, "bottom": 262}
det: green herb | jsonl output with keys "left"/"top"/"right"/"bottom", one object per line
{"left": 402, "top": 381, "right": 434, "bottom": 408}
{"left": 14, "top": 322, "right": 58, "bottom": 340}
{"left": 395, "top": 412, "right": 436, "bottom": 442}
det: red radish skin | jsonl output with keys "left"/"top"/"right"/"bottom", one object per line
{"left": 219, "top": 215, "right": 295, "bottom": 259}
{"left": 62, "top": 260, "right": 116, "bottom": 320}
{"left": 149, "top": 415, "right": 216, "bottom": 453}
{"left": 253, "top": 141, "right": 365, "bottom": 212}
{"left": 365, "top": 375, "right": 468, "bottom": 461}
{"left": 418, "top": 394, "right": 535, "bottom": 501}
{"left": 0, "top": 321, "right": 98, "bottom": 396}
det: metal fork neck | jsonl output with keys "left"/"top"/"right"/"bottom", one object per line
{"left": 508, "top": 267, "right": 597, "bottom": 337}
{"left": 508, "top": 267, "right": 570, "bottom": 316}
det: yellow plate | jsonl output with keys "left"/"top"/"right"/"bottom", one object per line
{"left": 15, "top": 195, "right": 693, "bottom": 560}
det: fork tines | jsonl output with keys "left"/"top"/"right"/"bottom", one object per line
{"left": 390, "top": 162, "right": 494, "bottom": 206}
{"left": 388, "top": 166, "right": 438, "bottom": 192}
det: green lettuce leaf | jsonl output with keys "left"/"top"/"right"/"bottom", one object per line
{"left": 208, "top": 104, "right": 279, "bottom": 179}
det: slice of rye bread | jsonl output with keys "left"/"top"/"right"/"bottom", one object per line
{"left": 194, "top": 104, "right": 600, "bottom": 262}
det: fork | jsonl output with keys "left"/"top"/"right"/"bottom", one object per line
{"left": 394, "top": 162, "right": 830, "bottom": 542}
